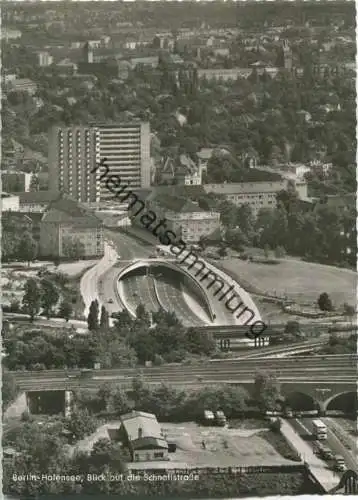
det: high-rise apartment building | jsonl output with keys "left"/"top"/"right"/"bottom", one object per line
{"left": 96, "top": 122, "right": 151, "bottom": 199}
{"left": 49, "top": 122, "right": 151, "bottom": 203}
{"left": 49, "top": 126, "right": 100, "bottom": 203}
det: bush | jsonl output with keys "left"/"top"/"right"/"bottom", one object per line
{"left": 153, "top": 354, "right": 164, "bottom": 366}
{"left": 9, "top": 299, "right": 21, "bottom": 312}
{"left": 264, "top": 430, "right": 301, "bottom": 462}
{"left": 21, "top": 410, "right": 32, "bottom": 422}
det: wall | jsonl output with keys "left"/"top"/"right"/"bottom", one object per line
{"left": 133, "top": 448, "right": 168, "bottom": 462}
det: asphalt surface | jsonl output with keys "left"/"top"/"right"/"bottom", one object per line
{"left": 154, "top": 274, "right": 206, "bottom": 326}
{"left": 280, "top": 419, "right": 338, "bottom": 492}
{"left": 102, "top": 230, "right": 216, "bottom": 323}
{"left": 122, "top": 274, "right": 161, "bottom": 314}
{"left": 293, "top": 417, "right": 358, "bottom": 472}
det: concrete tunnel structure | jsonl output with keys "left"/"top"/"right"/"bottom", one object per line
{"left": 115, "top": 258, "right": 263, "bottom": 326}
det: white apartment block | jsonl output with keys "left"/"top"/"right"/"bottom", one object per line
{"left": 204, "top": 181, "right": 288, "bottom": 216}
{"left": 96, "top": 122, "right": 151, "bottom": 200}
{"left": 48, "top": 123, "right": 151, "bottom": 203}
{"left": 48, "top": 126, "right": 100, "bottom": 203}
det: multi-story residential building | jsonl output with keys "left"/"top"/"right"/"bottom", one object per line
{"left": 130, "top": 57, "right": 159, "bottom": 69}
{"left": 204, "top": 181, "right": 288, "bottom": 216}
{"left": 48, "top": 126, "right": 100, "bottom": 203}
{"left": 253, "top": 166, "right": 309, "bottom": 200}
{"left": 7, "top": 78, "right": 37, "bottom": 95}
{"left": 18, "top": 191, "right": 61, "bottom": 213}
{"left": 37, "top": 51, "right": 53, "bottom": 67}
{"left": 49, "top": 123, "right": 151, "bottom": 203}
{"left": 197, "top": 67, "right": 280, "bottom": 82}
{"left": 144, "top": 191, "right": 220, "bottom": 243}
{"left": 39, "top": 196, "right": 104, "bottom": 259}
{"left": 96, "top": 122, "right": 151, "bottom": 199}
{"left": 1, "top": 192, "right": 20, "bottom": 212}
{"left": 1, "top": 171, "right": 32, "bottom": 192}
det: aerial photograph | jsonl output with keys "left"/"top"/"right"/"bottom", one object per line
{"left": 1, "top": 0, "right": 357, "bottom": 498}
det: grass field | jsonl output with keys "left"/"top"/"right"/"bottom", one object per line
{"left": 219, "top": 257, "right": 356, "bottom": 307}
{"left": 161, "top": 422, "right": 297, "bottom": 467}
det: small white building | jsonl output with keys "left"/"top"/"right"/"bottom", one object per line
{"left": 119, "top": 411, "right": 168, "bottom": 462}
{"left": 1, "top": 192, "right": 20, "bottom": 212}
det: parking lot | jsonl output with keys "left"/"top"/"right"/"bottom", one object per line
{"left": 161, "top": 422, "right": 297, "bottom": 467}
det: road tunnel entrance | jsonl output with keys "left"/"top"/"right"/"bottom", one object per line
{"left": 325, "top": 391, "right": 357, "bottom": 414}
{"left": 27, "top": 391, "right": 66, "bottom": 415}
{"left": 285, "top": 391, "right": 317, "bottom": 411}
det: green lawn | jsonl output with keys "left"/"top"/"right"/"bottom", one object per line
{"left": 219, "top": 257, "right": 356, "bottom": 307}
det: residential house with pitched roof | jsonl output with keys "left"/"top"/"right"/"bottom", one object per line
{"left": 119, "top": 411, "right": 168, "bottom": 462}
{"left": 39, "top": 195, "right": 104, "bottom": 258}
{"left": 160, "top": 154, "right": 202, "bottom": 186}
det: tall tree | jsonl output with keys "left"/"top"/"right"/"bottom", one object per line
{"left": 18, "top": 232, "right": 38, "bottom": 266}
{"left": 40, "top": 279, "right": 60, "bottom": 319}
{"left": 87, "top": 300, "right": 99, "bottom": 331}
{"left": 59, "top": 300, "right": 73, "bottom": 322}
{"left": 65, "top": 408, "right": 98, "bottom": 441}
{"left": 22, "top": 278, "right": 41, "bottom": 321}
{"left": 112, "top": 310, "right": 133, "bottom": 330}
{"left": 100, "top": 305, "right": 110, "bottom": 329}
{"left": 317, "top": 292, "right": 333, "bottom": 312}
{"left": 2, "top": 370, "right": 19, "bottom": 411}
{"left": 253, "top": 371, "right": 281, "bottom": 411}
{"left": 62, "top": 237, "right": 85, "bottom": 260}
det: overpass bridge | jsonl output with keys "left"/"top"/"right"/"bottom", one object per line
{"left": 15, "top": 377, "right": 356, "bottom": 419}
{"left": 10, "top": 355, "right": 356, "bottom": 416}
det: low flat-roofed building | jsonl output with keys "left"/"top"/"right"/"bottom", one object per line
{"left": 1, "top": 192, "right": 20, "bottom": 212}
{"left": 130, "top": 56, "right": 159, "bottom": 69}
{"left": 2, "top": 171, "right": 32, "bottom": 192}
{"left": 8, "top": 78, "right": 37, "bottom": 95}
{"left": 119, "top": 411, "right": 168, "bottom": 463}
{"left": 18, "top": 191, "right": 61, "bottom": 213}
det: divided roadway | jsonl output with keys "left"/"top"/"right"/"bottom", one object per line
{"left": 291, "top": 417, "right": 358, "bottom": 472}
{"left": 103, "top": 230, "right": 209, "bottom": 325}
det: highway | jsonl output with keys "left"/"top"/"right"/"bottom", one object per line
{"left": 103, "top": 230, "right": 215, "bottom": 323}
{"left": 292, "top": 417, "right": 358, "bottom": 472}
{"left": 154, "top": 273, "right": 206, "bottom": 326}
{"left": 122, "top": 274, "right": 161, "bottom": 314}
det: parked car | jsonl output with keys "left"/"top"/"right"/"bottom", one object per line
{"left": 215, "top": 410, "right": 227, "bottom": 426}
{"left": 202, "top": 410, "right": 215, "bottom": 426}
{"left": 334, "top": 455, "right": 347, "bottom": 472}
{"left": 318, "top": 445, "right": 334, "bottom": 460}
